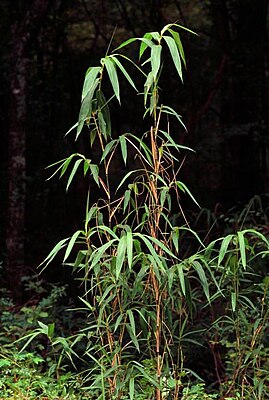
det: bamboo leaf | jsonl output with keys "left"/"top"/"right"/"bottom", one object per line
{"left": 89, "top": 164, "right": 100, "bottom": 186}
{"left": 39, "top": 237, "right": 69, "bottom": 269}
{"left": 126, "top": 323, "right": 140, "bottom": 352}
{"left": 139, "top": 34, "right": 154, "bottom": 59}
{"left": 231, "top": 292, "right": 236, "bottom": 312}
{"left": 192, "top": 260, "right": 210, "bottom": 302}
{"left": 161, "top": 106, "right": 187, "bottom": 130}
{"left": 81, "top": 66, "right": 101, "bottom": 101}
{"left": 103, "top": 57, "right": 120, "bottom": 103}
{"left": 127, "top": 309, "right": 136, "bottom": 338}
{"left": 126, "top": 231, "right": 133, "bottom": 269}
{"left": 176, "top": 181, "right": 200, "bottom": 207}
{"left": 66, "top": 159, "right": 83, "bottom": 191}
{"left": 89, "top": 239, "right": 117, "bottom": 269}
{"left": 119, "top": 135, "right": 128, "bottom": 165}
{"left": 96, "top": 90, "right": 111, "bottom": 138}
{"left": 218, "top": 234, "right": 234, "bottom": 267}
{"left": 151, "top": 44, "right": 162, "bottom": 78}
{"left": 123, "top": 189, "right": 131, "bottom": 212}
{"left": 65, "top": 122, "right": 78, "bottom": 137}
{"left": 77, "top": 78, "right": 99, "bottom": 138}
{"left": 112, "top": 56, "right": 138, "bottom": 91}
{"left": 116, "top": 235, "right": 127, "bottom": 279}
{"left": 168, "top": 29, "right": 186, "bottom": 67}
{"left": 60, "top": 154, "right": 78, "bottom": 178}
{"left": 101, "top": 140, "right": 118, "bottom": 162}
{"left": 64, "top": 230, "right": 82, "bottom": 262}
{"left": 129, "top": 377, "right": 135, "bottom": 400}
{"left": 163, "top": 35, "right": 182, "bottom": 81}
{"left": 176, "top": 263, "right": 186, "bottom": 296}
{"left": 237, "top": 231, "right": 247, "bottom": 269}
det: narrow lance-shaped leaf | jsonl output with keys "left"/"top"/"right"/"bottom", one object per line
{"left": 64, "top": 230, "right": 82, "bottom": 262}
{"left": 176, "top": 263, "right": 186, "bottom": 296}
{"left": 89, "top": 164, "right": 100, "bottom": 186}
{"left": 168, "top": 29, "right": 186, "bottom": 67}
{"left": 163, "top": 35, "right": 182, "bottom": 81}
{"left": 81, "top": 66, "right": 101, "bottom": 101}
{"left": 103, "top": 57, "right": 120, "bottom": 103}
{"left": 101, "top": 139, "right": 118, "bottom": 162}
{"left": 39, "top": 237, "right": 69, "bottom": 270}
{"left": 96, "top": 90, "right": 111, "bottom": 138}
{"left": 126, "top": 231, "right": 133, "bottom": 269}
{"left": 151, "top": 44, "right": 162, "bottom": 79}
{"left": 66, "top": 159, "right": 83, "bottom": 191}
{"left": 119, "top": 135, "right": 128, "bottom": 165}
{"left": 218, "top": 234, "right": 234, "bottom": 267}
{"left": 112, "top": 56, "right": 138, "bottom": 91}
{"left": 116, "top": 235, "right": 127, "bottom": 279}
{"left": 176, "top": 181, "right": 200, "bottom": 207}
{"left": 192, "top": 260, "right": 210, "bottom": 303}
{"left": 237, "top": 231, "right": 247, "bottom": 269}
{"left": 77, "top": 78, "right": 99, "bottom": 138}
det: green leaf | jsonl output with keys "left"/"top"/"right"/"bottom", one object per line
{"left": 119, "top": 135, "right": 128, "bottom": 165}
{"left": 65, "top": 122, "right": 79, "bottom": 137}
{"left": 139, "top": 34, "right": 154, "bottom": 59}
{"left": 115, "top": 37, "right": 138, "bottom": 51}
{"left": 144, "top": 71, "right": 154, "bottom": 106}
{"left": 112, "top": 56, "right": 138, "bottom": 91}
{"left": 176, "top": 263, "right": 186, "bottom": 296}
{"left": 64, "top": 230, "right": 82, "bottom": 262}
{"left": 129, "top": 377, "right": 135, "bottom": 400}
{"left": 77, "top": 78, "right": 99, "bottom": 138}
{"left": 192, "top": 260, "right": 210, "bottom": 302}
{"left": 163, "top": 35, "right": 182, "bottom": 81}
{"left": 237, "top": 231, "right": 247, "bottom": 269}
{"left": 96, "top": 90, "right": 112, "bottom": 138}
{"left": 151, "top": 44, "right": 162, "bottom": 78}
{"left": 168, "top": 29, "right": 186, "bottom": 67}
{"left": 81, "top": 66, "right": 101, "bottom": 101}
{"left": 89, "top": 239, "right": 117, "bottom": 269}
{"left": 231, "top": 292, "right": 236, "bottom": 312}
{"left": 126, "top": 231, "right": 133, "bottom": 269}
{"left": 47, "top": 323, "right": 55, "bottom": 339}
{"left": 123, "top": 189, "right": 131, "bottom": 212}
{"left": 161, "top": 105, "right": 187, "bottom": 130}
{"left": 126, "top": 323, "right": 140, "bottom": 352}
{"left": 101, "top": 139, "right": 118, "bottom": 162}
{"left": 127, "top": 309, "right": 136, "bottom": 338}
{"left": 218, "top": 234, "right": 234, "bottom": 267}
{"left": 39, "top": 237, "right": 69, "bottom": 270}
{"left": 89, "top": 164, "right": 100, "bottom": 186}
{"left": 116, "top": 235, "right": 127, "bottom": 279}
{"left": 103, "top": 57, "right": 120, "bottom": 103}
{"left": 66, "top": 159, "right": 83, "bottom": 191}
{"left": 176, "top": 181, "right": 200, "bottom": 207}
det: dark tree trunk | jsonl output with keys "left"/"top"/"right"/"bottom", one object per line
{"left": 6, "top": 0, "right": 49, "bottom": 303}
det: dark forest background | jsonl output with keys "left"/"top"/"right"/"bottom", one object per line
{"left": 1, "top": 0, "right": 269, "bottom": 302}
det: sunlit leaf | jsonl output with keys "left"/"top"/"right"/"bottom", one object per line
{"left": 168, "top": 29, "right": 186, "bottom": 67}
{"left": 103, "top": 57, "right": 120, "bottom": 103}
{"left": 116, "top": 235, "right": 127, "bottom": 279}
{"left": 81, "top": 66, "right": 101, "bottom": 101}
{"left": 163, "top": 35, "right": 182, "bottom": 81}
{"left": 66, "top": 159, "right": 83, "bottom": 191}
{"left": 64, "top": 230, "right": 82, "bottom": 262}
{"left": 119, "top": 135, "right": 128, "bottom": 165}
{"left": 151, "top": 44, "right": 162, "bottom": 78}
{"left": 112, "top": 56, "right": 138, "bottom": 91}
{"left": 89, "top": 164, "right": 99, "bottom": 186}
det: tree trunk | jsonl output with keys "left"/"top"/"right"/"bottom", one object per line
{"left": 6, "top": 0, "right": 49, "bottom": 303}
